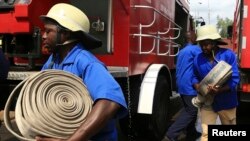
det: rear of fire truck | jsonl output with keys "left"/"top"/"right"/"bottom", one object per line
{"left": 0, "top": 0, "right": 193, "bottom": 140}
{"left": 231, "top": 0, "right": 250, "bottom": 102}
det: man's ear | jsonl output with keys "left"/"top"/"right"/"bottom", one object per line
{"left": 212, "top": 41, "right": 217, "bottom": 47}
{"left": 61, "top": 31, "right": 71, "bottom": 40}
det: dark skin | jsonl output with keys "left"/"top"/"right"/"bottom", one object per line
{"left": 36, "top": 22, "right": 121, "bottom": 141}
{"left": 42, "top": 23, "right": 74, "bottom": 62}
{"left": 36, "top": 100, "right": 120, "bottom": 141}
{"left": 185, "top": 31, "right": 197, "bottom": 45}
{"left": 194, "top": 39, "right": 231, "bottom": 95}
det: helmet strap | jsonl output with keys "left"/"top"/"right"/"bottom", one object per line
{"left": 55, "top": 25, "right": 77, "bottom": 47}
{"left": 55, "top": 25, "right": 62, "bottom": 49}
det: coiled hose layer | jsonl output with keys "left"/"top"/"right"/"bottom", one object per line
{"left": 4, "top": 69, "right": 93, "bottom": 141}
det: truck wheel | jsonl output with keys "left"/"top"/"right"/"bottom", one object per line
{"left": 134, "top": 75, "right": 171, "bottom": 141}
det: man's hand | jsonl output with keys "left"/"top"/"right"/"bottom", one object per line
{"left": 194, "top": 83, "right": 200, "bottom": 92}
{"left": 36, "top": 100, "right": 121, "bottom": 141}
{"left": 207, "top": 84, "right": 220, "bottom": 95}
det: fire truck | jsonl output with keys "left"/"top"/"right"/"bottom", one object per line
{"left": 0, "top": 0, "right": 193, "bottom": 140}
{"left": 231, "top": 0, "right": 250, "bottom": 102}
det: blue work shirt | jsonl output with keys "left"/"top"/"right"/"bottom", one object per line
{"left": 192, "top": 47, "right": 240, "bottom": 112}
{"left": 176, "top": 43, "right": 202, "bottom": 95}
{"left": 42, "top": 43, "right": 128, "bottom": 141}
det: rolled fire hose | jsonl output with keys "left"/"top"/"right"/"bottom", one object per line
{"left": 4, "top": 69, "right": 93, "bottom": 141}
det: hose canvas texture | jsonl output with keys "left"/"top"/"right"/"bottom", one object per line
{"left": 4, "top": 69, "right": 93, "bottom": 141}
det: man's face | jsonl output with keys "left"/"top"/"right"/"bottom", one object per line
{"left": 42, "top": 23, "right": 58, "bottom": 53}
{"left": 199, "top": 39, "right": 215, "bottom": 55}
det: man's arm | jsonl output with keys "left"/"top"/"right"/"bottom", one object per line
{"left": 36, "top": 99, "right": 120, "bottom": 141}
{"left": 193, "top": 83, "right": 200, "bottom": 92}
{"left": 68, "top": 99, "right": 120, "bottom": 141}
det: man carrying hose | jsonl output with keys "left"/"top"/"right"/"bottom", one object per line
{"left": 192, "top": 25, "right": 240, "bottom": 141}
{"left": 36, "top": 3, "right": 127, "bottom": 141}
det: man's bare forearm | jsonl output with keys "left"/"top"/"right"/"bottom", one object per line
{"left": 68, "top": 99, "right": 120, "bottom": 141}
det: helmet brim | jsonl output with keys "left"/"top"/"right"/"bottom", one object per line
{"left": 216, "top": 39, "right": 228, "bottom": 45}
{"left": 81, "top": 32, "right": 103, "bottom": 49}
{"left": 196, "top": 33, "right": 221, "bottom": 41}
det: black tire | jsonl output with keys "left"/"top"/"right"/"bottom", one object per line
{"left": 134, "top": 75, "right": 171, "bottom": 141}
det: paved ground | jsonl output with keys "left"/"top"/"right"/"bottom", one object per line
{"left": 0, "top": 120, "right": 19, "bottom": 141}
{"left": 0, "top": 110, "right": 18, "bottom": 141}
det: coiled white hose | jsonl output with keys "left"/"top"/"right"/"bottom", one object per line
{"left": 4, "top": 69, "right": 93, "bottom": 141}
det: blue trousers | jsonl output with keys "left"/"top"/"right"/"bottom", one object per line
{"left": 166, "top": 95, "right": 199, "bottom": 140}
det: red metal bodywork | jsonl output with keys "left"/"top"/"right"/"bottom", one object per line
{"left": 96, "top": 0, "right": 189, "bottom": 76}
{"left": 96, "top": 0, "right": 129, "bottom": 67}
{"left": 0, "top": 0, "right": 70, "bottom": 66}
{"left": 1, "top": 0, "right": 190, "bottom": 79}
{"left": 232, "top": 0, "right": 250, "bottom": 68}
{"left": 0, "top": 0, "right": 69, "bottom": 34}
{"left": 232, "top": 0, "right": 250, "bottom": 98}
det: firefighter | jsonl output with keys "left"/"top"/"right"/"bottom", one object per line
{"left": 164, "top": 31, "right": 202, "bottom": 141}
{"left": 192, "top": 25, "right": 240, "bottom": 141}
{"left": 36, "top": 3, "right": 127, "bottom": 141}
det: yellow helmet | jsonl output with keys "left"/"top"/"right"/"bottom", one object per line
{"left": 40, "top": 3, "right": 89, "bottom": 33}
{"left": 196, "top": 25, "right": 221, "bottom": 41}
{"left": 40, "top": 3, "right": 102, "bottom": 48}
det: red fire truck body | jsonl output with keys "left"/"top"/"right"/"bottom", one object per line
{"left": 0, "top": 0, "right": 192, "bottom": 140}
{"left": 232, "top": 0, "right": 250, "bottom": 102}
{"left": 94, "top": 0, "right": 186, "bottom": 76}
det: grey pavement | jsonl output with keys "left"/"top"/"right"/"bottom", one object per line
{"left": 0, "top": 120, "right": 19, "bottom": 141}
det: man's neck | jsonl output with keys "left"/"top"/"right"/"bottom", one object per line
{"left": 58, "top": 42, "right": 77, "bottom": 63}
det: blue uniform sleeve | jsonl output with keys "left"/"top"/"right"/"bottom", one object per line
{"left": 226, "top": 52, "right": 240, "bottom": 89}
{"left": 191, "top": 46, "right": 202, "bottom": 85}
{"left": 82, "top": 62, "right": 128, "bottom": 118}
{"left": 192, "top": 55, "right": 200, "bottom": 85}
